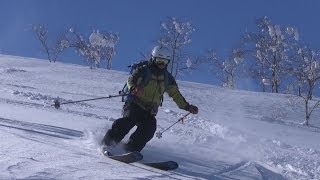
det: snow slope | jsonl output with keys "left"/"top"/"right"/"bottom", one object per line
{"left": 0, "top": 54, "right": 320, "bottom": 180}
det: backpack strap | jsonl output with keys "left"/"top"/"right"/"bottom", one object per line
{"left": 141, "top": 65, "right": 152, "bottom": 87}
{"left": 163, "top": 70, "right": 169, "bottom": 90}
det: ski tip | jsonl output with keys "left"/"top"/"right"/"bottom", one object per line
{"left": 167, "top": 161, "right": 179, "bottom": 169}
{"left": 142, "top": 160, "right": 179, "bottom": 171}
{"left": 101, "top": 146, "right": 112, "bottom": 156}
{"left": 102, "top": 150, "right": 112, "bottom": 156}
{"left": 131, "top": 151, "right": 143, "bottom": 160}
{"left": 106, "top": 151, "right": 143, "bottom": 163}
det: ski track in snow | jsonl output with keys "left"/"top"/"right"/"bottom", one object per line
{"left": 0, "top": 117, "right": 84, "bottom": 139}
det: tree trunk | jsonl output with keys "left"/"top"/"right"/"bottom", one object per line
{"left": 304, "top": 99, "right": 310, "bottom": 126}
{"left": 107, "top": 59, "right": 112, "bottom": 70}
{"left": 307, "top": 80, "right": 314, "bottom": 100}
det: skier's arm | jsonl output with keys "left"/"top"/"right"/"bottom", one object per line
{"left": 166, "top": 74, "right": 189, "bottom": 110}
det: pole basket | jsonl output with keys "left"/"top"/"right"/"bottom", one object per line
{"left": 54, "top": 99, "right": 60, "bottom": 109}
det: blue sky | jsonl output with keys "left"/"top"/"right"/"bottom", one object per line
{"left": 1, "top": 0, "right": 320, "bottom": 86}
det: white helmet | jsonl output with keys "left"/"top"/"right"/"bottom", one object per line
{"left": 151, "top": 46, "right": 171, "bottom": 60}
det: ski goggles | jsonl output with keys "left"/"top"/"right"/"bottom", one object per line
{"left": 155, "top": 57, "right": 170, "bottom": 65}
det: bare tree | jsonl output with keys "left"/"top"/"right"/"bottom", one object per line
{"left": 158, "top": 17, "right": 195, "bottom": 77}
{"left": 32, "top": 24, "right": 68, "bottom": 62}
{"left": 301, "top": 96, "right": 320, "bottom": 126}
{"left": 32, "top": 24, "right": 52, "bottom": 62}
{"left": 52, "top": 33, "right": 69, "bottom": 62}
{"left": 242, "top": 16, "right": 299, "bottom": 93}
{"left": 181, "top": 55, "right": 206, "bottom": 72}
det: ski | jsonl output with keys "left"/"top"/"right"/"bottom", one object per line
{"left": 141, "top": 161, "right": 178, "bottom": 171}
{"left": 102, "top": 147, "right": 143, "bottom": 163}
{"left": 101, "top": 146, "right": 177, "bottom": 170}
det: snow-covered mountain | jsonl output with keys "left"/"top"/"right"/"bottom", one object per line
{"left": 0, "top": 54, "right": 319, "bottom": 180}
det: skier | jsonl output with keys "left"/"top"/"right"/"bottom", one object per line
{"left": 102, "top": 45, "right": 198, "bottom": 153}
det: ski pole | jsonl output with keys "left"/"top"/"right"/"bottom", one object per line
{"left": 52, "top": 93, "right": 128, "bottom": 109}
{"left": 156, "top": 112, "right": 191, "bottom": 139}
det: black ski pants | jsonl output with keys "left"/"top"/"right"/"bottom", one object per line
{"left": 105, "top": 102, "right": 157, "bottom": 152}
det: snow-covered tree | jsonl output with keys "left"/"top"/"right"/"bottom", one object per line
{"left": 242, "top": 16, "right": 299, "bottom": 93}
{"left": 288, "top": 46, "right": 320, "bottom": 125}
{"left": 207, "top": 48, "right": 244, "bottom": 89}
{"left": 65, "top": 28, "right": 119, "bottom": 69}
{"left": 89, "top": 30, "right": 119, "bottom": 69}
{"left": 158, "top": 17, "right": 195, "bottom": 77}
{"left": 289, "top": 46, "right": 320, "bottom": 98}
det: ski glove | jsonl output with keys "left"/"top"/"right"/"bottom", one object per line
{"left": 130, "top": 86, "right": 144, "bottom": 97}
{"left": 185, "top": 104, "right": 198, "bottom": 114}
